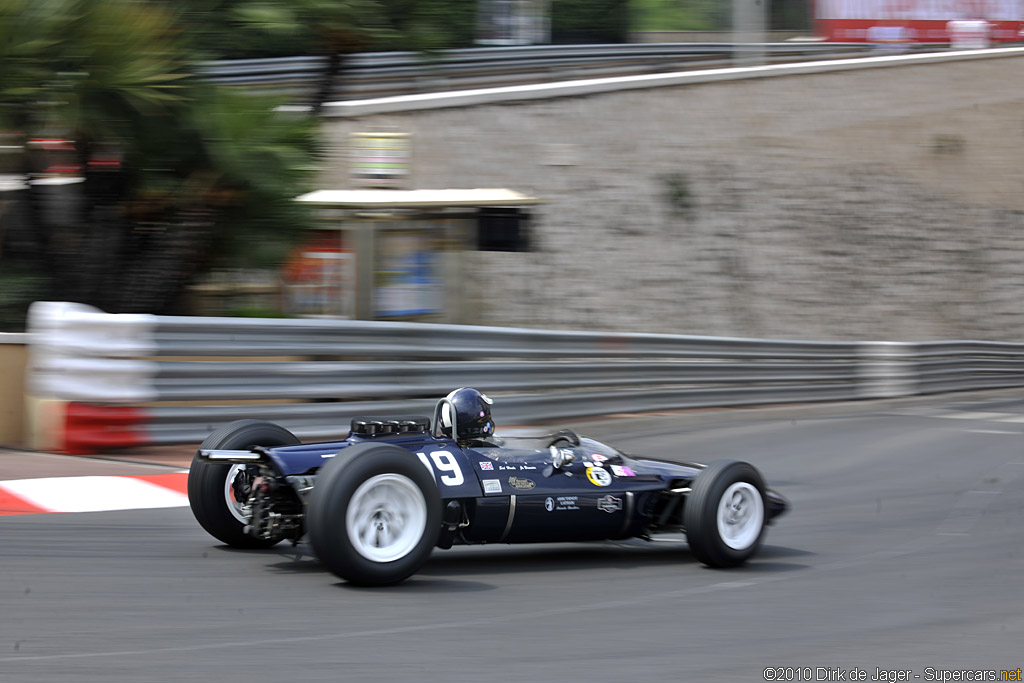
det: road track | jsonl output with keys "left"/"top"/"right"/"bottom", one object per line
{"left": 2, "top": 395, "right": 1022, "bottom": 681}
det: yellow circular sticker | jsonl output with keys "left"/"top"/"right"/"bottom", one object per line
{"left": 586, "top": 466, "right": 612, "bottom": 487}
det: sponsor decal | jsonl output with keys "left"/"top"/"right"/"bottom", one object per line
{"left": 479, "top": 461, "right": 494, "bottom": 470}
{"left": 586, "top": 466, "right": 612, "bottom": 487}
{"left": 547, "top": 495, "right": 580, "bottom": 511}
{"left": 482, "top": 479, "right": 502, "bottom": 494}
{"left": 508, "top": 476, "right": 536, "bottom": 491}
{"left": 582, "top": 461, "right": 594, "bottom": 468}
{"left": 610, "top": 464, "right": 636, "bottom": 477}
{"left": 597, "top": 495, "right": 623, "bottom": 513}
{"left": 590, "top": 454, "right": 609, "bottom": 462}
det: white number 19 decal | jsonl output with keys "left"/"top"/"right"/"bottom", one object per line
{"left": 416, "top": 450, "right": 464, "bottom": 487}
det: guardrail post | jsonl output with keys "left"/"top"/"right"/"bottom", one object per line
{"left": 857, "top": 341, "right": 918, "bottom": 399}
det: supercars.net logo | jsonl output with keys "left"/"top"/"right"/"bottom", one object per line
{"left": 763, "top": 667, "right": 1022, "bottom": 682}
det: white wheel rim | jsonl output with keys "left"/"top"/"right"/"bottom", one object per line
{"left": 345, "top": 473, "right": 428, "bottom": 563}
{"left": 224, "top": 464, "right": 249, "bottom": 524}
{"left": 716, "top": 482, "right": 765, "bottom": 550}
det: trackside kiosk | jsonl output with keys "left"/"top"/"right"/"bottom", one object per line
{"left": 291, "top": 188, "right": 540, "bottom": 323}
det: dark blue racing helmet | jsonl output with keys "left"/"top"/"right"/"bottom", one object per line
{"left": 439, "top": 387, "right": 494, "bottom": 441}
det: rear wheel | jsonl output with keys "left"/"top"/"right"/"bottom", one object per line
{"left": 187, "top": 419, "right": 300, "bottom": 548}
{"left": 684, "top": 460, "right": 767, "bottom": 568}
{"left": 308, "top": 443, "right": 441, "bottom": 586}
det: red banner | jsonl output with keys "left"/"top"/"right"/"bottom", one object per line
{"left": 815, "top": 0, "right": 1024, "bottom": 41}
{"left": 817, "top": 17, "right": 1022, "bottom": 41}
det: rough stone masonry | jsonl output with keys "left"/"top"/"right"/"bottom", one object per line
{"left": 320, "top": 53, "right": 1024, "bottom": 341}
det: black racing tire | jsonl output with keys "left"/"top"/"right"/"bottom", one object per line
{"left": 308, "top": 443, "right": 441, "bottom": 586}
{"left": 187, "top": 419, "right": 300, "bottom": 548}
{"left": 684, "top": 460, "right": 768, "bottom": 568}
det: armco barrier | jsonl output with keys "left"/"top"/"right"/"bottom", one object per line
{"left": 198, "top": 43, "right": 875, "bottom": 101}
{"left": 23, "top": 302, "right": 1024, "bottom": 454}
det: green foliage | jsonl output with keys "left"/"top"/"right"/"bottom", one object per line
{"left": 226, "top": 305, "right": 293, "bottom": 318}
{"left": 168, "top": 0, "right": 305, "bottom": 59}
{"left": 163, "top": 0, "right": 404, "bottom": 59}
{"left": 0, "top": 0, "right": 60, "bottom": 123}
{"left": 175, "top": 0, "right": 407, "bottom": 110}
{"left": 135, "top": 86, "right": 320, "bottom": 269}
{"left": 551, "top": 0, "right": 631, "bottom": 44}
{"left": 661, "top": 171, "right": 695, "bottom": 220}
{"left": 164, "top": 0, "right": 478, "bottom": 59}
{"left": 930, "top": 134, "right": 966, "bottom": 155}
{"left": 0, "top": 266, "right": 48, "bottom": 332}
{"left": 630, "top": 0, "right": 730, "bottom": 31}
{"left": 1, "top": 0, "right": 191, "bottom": 134}
{"left": 191, "top": 89, "right": 318, "bottom": 199}
{"left": 203, "top": 124, "right": 318, "bottom": 268}
{"left": 380, "top": 0, "right": 479, "bottom": 51}
{"left": 631, "top": 0, "right": 809, "bottom": 33}
{"left": 0, "top": 0, "right": 320, "bottom": 322}
{"left": 771, "top": 0, "right": 811, "bottom": 31}
{"left": 230, "top": 0, "right": 396, "bottom": 54}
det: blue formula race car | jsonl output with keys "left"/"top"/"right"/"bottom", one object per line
{"left": 188, "top": 388, "right": 789, "bottom": 585}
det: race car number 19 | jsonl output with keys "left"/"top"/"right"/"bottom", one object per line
{"left": 416, "top": 451, "right": 464, "bottom": 486}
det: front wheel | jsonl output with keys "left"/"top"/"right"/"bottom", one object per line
{"left": 308, "top": 443, "right": 441, "bottom": 586}
{"left": 684, "top": 460, "right": 767, "bottom": 568}
{"left": 187, "top": 419, "right": 300, "bottom": 548}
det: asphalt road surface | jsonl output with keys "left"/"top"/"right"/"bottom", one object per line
{"left": 3, "top": 395, "right": 1023, "bottom": 682}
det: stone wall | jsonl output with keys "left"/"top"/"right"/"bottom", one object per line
{"left": 320, "top": 53, "right": 1024, "bottom": 341}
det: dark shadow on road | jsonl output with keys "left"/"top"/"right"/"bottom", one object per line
{"left": 267, "top": 557, "right": 326, "bottom": 573}
{"left": 418, "top": 542, "right": 691, "bottom": 575}
{"left": 417, "top": 540, "right": 810, "bottom": 576}
{"left": 208, "top": 545, "right": 279, "bottom": 555}
{"left": 743, "top": 561, "right": 810, "bottom": 572}
{"left": 254, "top": 539, "right": 809, "bottom": 582}
{"left": 337, "top": 578, "right": 498, "bottom": 593}
{"left": 756, "top": 544, "right": 814, "bottom": 559}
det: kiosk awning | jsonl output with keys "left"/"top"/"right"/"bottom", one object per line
{"left": 296, "top": 188, "right": 541, "bottom": 209}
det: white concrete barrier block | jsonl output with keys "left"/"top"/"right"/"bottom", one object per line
{"left": 26, "top": 302, "right": 160, "bottom": 403}
{"left": 27, "top": 301, "right": 158, "bottom": 358}
{"left": 29, "top": 355, "right": 159, "bottom": 402}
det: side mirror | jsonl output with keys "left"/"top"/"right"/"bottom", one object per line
{"left": 549, "top": 445, "right": 576, "bottom": 469}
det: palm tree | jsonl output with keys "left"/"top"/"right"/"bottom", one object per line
{"left": 0, "top": 0, "right": 318, "bottom": 325}
{"left": 230, "top": 0, "right": 395, "bottom": 113}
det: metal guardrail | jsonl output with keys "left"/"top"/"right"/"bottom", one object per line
{"left": 23, "top": 302, "right": 1024, "bottom": 451}
{"left": 50, "top": 359, "right": 864, "bottom": 401}
{"left": 913, "top": 341, "right": 1024, "bottom": 393}
{"left": 198, "top": 42, "right": 880, "bottom": 101}
{"left": 146, "top": 317, "right": 860, "bottom": 359}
